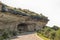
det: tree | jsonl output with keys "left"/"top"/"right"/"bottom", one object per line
{"left": 52, "top": 25, "right": 59, "bottom": 31}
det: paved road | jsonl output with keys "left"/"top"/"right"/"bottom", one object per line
{"left": 11, "top": 32, "right": 43, "bottom": 40}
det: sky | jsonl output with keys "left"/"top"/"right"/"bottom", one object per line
{"left": 0, "top": 0, "right": 60, "bottom": 27}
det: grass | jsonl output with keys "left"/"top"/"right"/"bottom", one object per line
{"left": 37, "top": 33, "right": 50, "bottom": 40}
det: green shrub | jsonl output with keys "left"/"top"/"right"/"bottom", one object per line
{"left": 49, "top": 31, "right": 56, "bottom": 40}
{"left": 0, "top": 29, "right": 18, "bottom": 40}
{"left": 54, "top": 29, "right": 60, "bottom": 40}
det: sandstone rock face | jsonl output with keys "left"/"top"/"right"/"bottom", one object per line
{"left": 0, "top": 12, "right": 48, "bottom": 32}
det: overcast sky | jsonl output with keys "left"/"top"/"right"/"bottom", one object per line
{"left": 0, "top": 0, "right": 60, "bottom": 27}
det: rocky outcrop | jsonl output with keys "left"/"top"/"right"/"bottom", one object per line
{"left": 0, "top": 2, "right": 49, "bottom": 32}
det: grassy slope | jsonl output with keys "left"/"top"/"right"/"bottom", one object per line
{"left": 37, "top": 33, "right": 50, "bottom": 40}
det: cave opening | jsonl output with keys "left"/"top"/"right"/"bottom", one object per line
{"left": 17, "top": 23, "right": 28, "bottom": 32}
